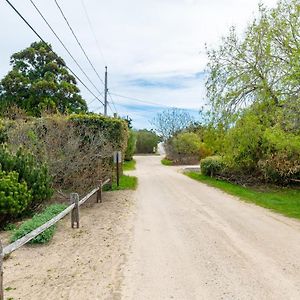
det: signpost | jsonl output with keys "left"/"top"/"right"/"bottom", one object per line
{"left": 113, "top": 151, "right": 122, "bottom": 186}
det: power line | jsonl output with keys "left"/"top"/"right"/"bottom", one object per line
{"left": 28, "top": 0, "right": 104, "bottom": 106}
{"left": 109, "top": 92, "right": 174, "bottom": 108}
{"left": 108, "top": 92, "right": 118, "bottom": 114}
{"left": 80, "top": 0, "right": 107, "bottom": 66}
{"left": 110, "top": 92, "right": 200, "bottom": 111}
{"left": 4, "top": 0, "right": 104, "bottom": 107}
{"left": 54, "top": 0, "right": 105, "bottom": 87}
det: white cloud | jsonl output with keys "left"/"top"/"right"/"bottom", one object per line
{"left": 0, "top": 0, "right": 278, "bottom": 127}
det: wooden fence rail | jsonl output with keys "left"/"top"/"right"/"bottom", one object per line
{"left": 0, "top": 178, "right": 110, "bottom": 300}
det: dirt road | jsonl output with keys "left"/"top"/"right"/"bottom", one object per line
{"left": 121, "top": 155, "right": 300, "bottom": 300}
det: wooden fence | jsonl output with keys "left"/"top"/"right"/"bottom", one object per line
{"left": 0, "top": 178, "right": 110, "bottom": 300}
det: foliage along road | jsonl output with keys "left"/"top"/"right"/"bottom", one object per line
{"left": 121, "top": 155, "right": 300, "bottom": 300}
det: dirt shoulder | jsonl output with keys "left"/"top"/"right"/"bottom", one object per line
{"left": 2, "top": 190, "right": 136, "bottom": 300}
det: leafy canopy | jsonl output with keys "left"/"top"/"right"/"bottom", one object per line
{"left": 0, "top": 41, "right": 87, "bottom": 117}
{"left": 206, "top": 0, "right": 300, "bottom": 130}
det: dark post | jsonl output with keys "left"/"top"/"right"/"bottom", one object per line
{"left": 116, "top": 152, "right": 120, "bottom": 187}
{"left": 0, "top": 240, "right": 3, "bottom": 300}
{"left": 97, "top": 180, "right": 103, "bottom": 203}
{"left": 70, "top": 193, "right": 80, "bottom": 228}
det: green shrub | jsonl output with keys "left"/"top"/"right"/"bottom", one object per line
{"left": 0, "top": 146, "right": 53, "bottom": 209}
{"left": 201, "top": 156, "right": 225, "bottom": 177}
{"left": 136, "top": 129, "right": 160, "bottom": 153}
{"left": 172, "top": 132, "right": 201, "bottom": 156}
{"left": 125, "top": 130, "right": 137, "bottom": 161}
{"left": 0, "top": 170, "right": 32, "bottom": 221}
{"left": 11, "top": 204, "right": 67, "bottom": 244}
{"left": 258, "top": 126, "right": 300, "bottom": 182}
{"left": 161, "top": 158, "right": 173, "bottom": 166}
{"left": 223, "top": 113, "right": 264, "bottom": 171}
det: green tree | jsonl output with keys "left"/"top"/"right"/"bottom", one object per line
{"left": 136, "top": 129, "right": 160, "bottom": 154}
{"left": 125, "top": 130, "right": 137, "bottom": 161}
{"left": 206, "top": 0, "right": 300, "bottom": 128}
{"left": 0, "top": 41, "right": 87, "bottom": 117}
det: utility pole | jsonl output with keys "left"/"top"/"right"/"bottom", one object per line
{"left": 104, "top": 66, "right": 108, "bottom": 116}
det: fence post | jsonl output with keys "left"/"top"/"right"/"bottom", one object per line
{"left": 0, "top": 240, "right": 4, "bottom": 300}
{"left": 109, "top": 178, "right": 113, "bottom": 190}
{"left": 97, "top": 180, "right": 103, "bottom": 203}
{"left": 70, "top": 193, "right": 80, "bottom": 228}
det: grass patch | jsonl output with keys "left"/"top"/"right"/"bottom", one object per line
{"left": 104, "top": 175, "right": 138, "bottom": 191}
{"left": 186, "top": 172, "right": 300, "bottom": 220}
{"left": 123, "top": 159, "right": 136, "bottom": 171}
{"left": 161, "top": 158, "right": 173, "bottom": 166}
{"left": 11, "top": 204, "right": 67, "bottom": 244}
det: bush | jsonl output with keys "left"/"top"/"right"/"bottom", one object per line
{"left": 258, "top": 126, "right": 300, "bottom": 182}
{"left": 0, "top": 170, "right": 32, "bottom": 223}
{"left": 3, "top": 114, "right": 129, "bottom": 193}
{"left": 136, "top": 129, "right": 160, "bottom": 154}
{"left": 172, "top": 133, "right": 201, "bottom": 156}
{"left": 0, "top": 145, "right": 53, "bottom": 209}
{"left": 201, "top": 156, "right": 225, "bottom": 177}
{"left": 125, "top": 130, "right": 137, "bottom": 161}
{"left": 11, "top": 204, "right": 67, "bottom": 244}
{"left": 164, "top": 132, "right": 209, "bottom": 164}
{"left": 223, "top": 113, "right": 264, "bottom": 172}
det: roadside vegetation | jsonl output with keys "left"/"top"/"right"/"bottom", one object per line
{"left": 105, "top": 175, "right": 138, "bottom": 191}
{"left": 0, "top": 42, "right": 130, "bottom": 234}
{"left": 123, "top": 159, "right": 136, "bottom": 171}
{"left": 153, "top": 1, "right": 299, "bottom": 191}
{"left": 161, "top": 158, "right": 173, "bottom": 166}
{"left": 135, "top": 129, "right": 160, "bottom": 154}
{"left": 11, "top": 204, "right": 67, "bottom": 244}
{"left": 187, "top": 172, "right": 300, "bottom": 220}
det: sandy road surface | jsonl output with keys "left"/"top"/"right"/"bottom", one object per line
{"left": 122, "top": 155, "right": 300, "bottom": 300}
{"left": 2, "top": 190, "right": 135, "bottom": 300}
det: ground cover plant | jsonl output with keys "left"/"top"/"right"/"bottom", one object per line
{"left": 161, "top": 158, "right": 173, "bottom": 166}
{"left": 123, "top": 160, "right": 136, "bottom": 171}
{"left": 11, "top": 204, "right": 67, "bottom": 244}
{"left": 104, "top": 175, "right": 138, "bottom": 191}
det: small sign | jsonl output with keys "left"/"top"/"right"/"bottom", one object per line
{"left": 113, "top": 151, "right": 122, "bottom": 164}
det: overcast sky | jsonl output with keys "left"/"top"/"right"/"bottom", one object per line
{"left": 0, "top": 0, "right": 278, "bottom": 128}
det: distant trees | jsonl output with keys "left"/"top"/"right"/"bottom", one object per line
{"left": 135, "top": 129, "right": 160, "bottom": 154}
{"left": 0, "top": 41, "right": 87, "bottom": 117}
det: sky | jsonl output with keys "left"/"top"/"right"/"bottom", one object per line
{"left": 0, "top": 0, "right": 278, "bottom": 128}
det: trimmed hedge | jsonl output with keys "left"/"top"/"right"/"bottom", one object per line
{"left": 2, "top": 114, "right": 129, "bottom": 194}
{"left": 11, "top": 204, "right": 67, "bottom": 244}
{"left": 68, "top": 113, "right": 129, "bottom": 150}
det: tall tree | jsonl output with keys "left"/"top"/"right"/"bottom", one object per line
{"left": 206, "top": 0, "right": 300, "bottom": 130}
{"left": 0, "top": 41, "right": 87, "bottom": 117}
